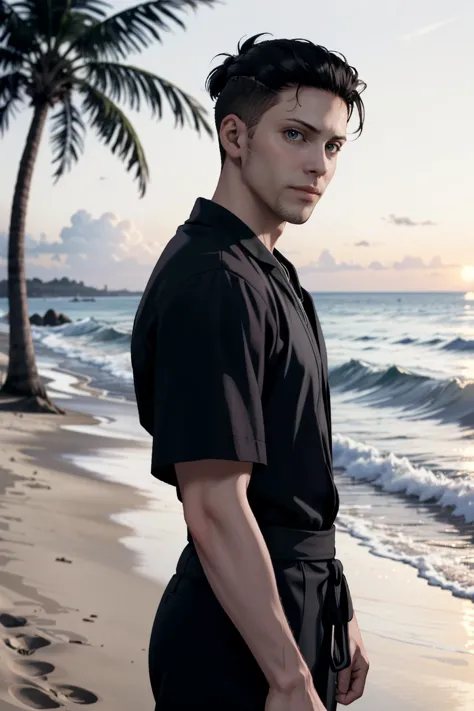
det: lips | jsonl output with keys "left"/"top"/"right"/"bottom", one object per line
{"left": 292, "top": 186, "right": 322, "bottom": 196}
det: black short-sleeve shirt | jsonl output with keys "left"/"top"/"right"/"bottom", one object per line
{"left": 131, "top": 198, "right": 339, "bottom": 531}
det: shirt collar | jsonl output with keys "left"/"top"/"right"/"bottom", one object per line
{"left": 186, "top": 197, "right": 304, "bottom": 299}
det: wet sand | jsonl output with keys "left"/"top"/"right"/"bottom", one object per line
{"left": 0, "top": 406, "right": 161, "bottom": 708}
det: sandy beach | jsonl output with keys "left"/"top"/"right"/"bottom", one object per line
{"left": 0, "top": 337, "right": 473, "bottom": 710}
{"left": 0, "top": 346, "right": 161, "bottom": 709}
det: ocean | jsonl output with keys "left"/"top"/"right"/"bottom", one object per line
{"left": 1, "top": 291, "right": 473, "bottom": 599}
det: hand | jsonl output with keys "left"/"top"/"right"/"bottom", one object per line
{"left": 265, "top": 672, "right": 328, "bottom": 711}
{"left": 335, "top": 614, "right": 369, "bottom": 705}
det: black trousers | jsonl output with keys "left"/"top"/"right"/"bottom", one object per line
{"left": 149, "top": 526, "right": 352, "bottom": 710}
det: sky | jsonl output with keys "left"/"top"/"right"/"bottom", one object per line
{"left": 1, "top": 0, "right": 473, "bottom": 292}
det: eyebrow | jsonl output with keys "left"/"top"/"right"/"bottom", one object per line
{"left": 283, "top": 118, "right": 347, "bottom": 142}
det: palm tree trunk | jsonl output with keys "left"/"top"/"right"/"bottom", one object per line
{"left": 1, "top": 102, "right": 64, "bottom": 414}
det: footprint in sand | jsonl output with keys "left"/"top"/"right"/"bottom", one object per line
{"left": 0, "top": 613, "right": 28, "bottom": 628}
{"left": 9, "top": 658, "right": 55, "bottom": 678}
{"left": 9, "top": 683, "right": 98, "bottom": 707}
{"left": 3, "top": 619, "right": 99, "bottom": 706}
{"left": 8, "top": 685, "right": 62, "bottom": 709}
{"left": 49, "top": 685, "right": 98, "bottom": 705}
{"left": 3, "top": 632, "right": 51, "bottom": 656}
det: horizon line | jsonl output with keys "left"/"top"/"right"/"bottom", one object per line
{"left": 1, "top": 289, "right": 472, "bottom": 296}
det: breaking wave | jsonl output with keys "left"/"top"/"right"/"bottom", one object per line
{"left": 329, "top": 359, "right": 474, "bottom": 428}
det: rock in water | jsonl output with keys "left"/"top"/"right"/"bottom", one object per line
{"left": 29, "top": 313, "right": 44, "bottom": 326}
{"left": 43, "top": 309, "right": 60, "bottom": 326}
{"left": 6, "top": 310, "right": 72, "bottom": 327}
{"left": 57, "top": 313, "right": 72, "bottom": 325}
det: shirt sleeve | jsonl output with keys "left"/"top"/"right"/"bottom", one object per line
{"left": 150, "top": 268, "right": 272, "bottom": 485}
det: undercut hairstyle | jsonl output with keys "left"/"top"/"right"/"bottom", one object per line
{"left": 205, "top": 33, "right": 367, "bottom": 166}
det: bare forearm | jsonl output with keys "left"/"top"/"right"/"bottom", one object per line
{"left": 189, "top": 497, "right": 310, "bottom": 693}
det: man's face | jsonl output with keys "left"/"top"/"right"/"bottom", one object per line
{"left": 239, "top": 86, "right": 349, "bottom": 225}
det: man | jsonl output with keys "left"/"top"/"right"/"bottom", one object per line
{"left": 131, "top": 33, "right": 369, "bottom": 711}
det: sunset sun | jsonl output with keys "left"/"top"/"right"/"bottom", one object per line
{"left": 460, "top": 265, "right": 474, "bottom": 283}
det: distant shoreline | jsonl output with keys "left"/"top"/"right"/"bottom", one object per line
{"left": 0, "top": 277, "right": 143, "bottom": 299}
{"left": 0, "top": 290, "right": 143, "bottom": 298}
{"left": 0, "top": 289, "right": 470, "bottom": 298}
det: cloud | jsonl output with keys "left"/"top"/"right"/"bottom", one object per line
{"left": 393, "top": 255, "right": 457, "bottom": 270}
{"left": 297, "top": 250, "right": 458, "bottom": 275}
{"left": 384, "top": 214, "right": 437, "bottom": 227}
{"left": 0, "top": 210, "right": 161, "bottom": 288}
{"left": 299, "top": 249, "right": 364, "bottom": 275}
{"left": 368, "top": 261, "right": 387, "bottom": 271}
{"left": 393, "top": 256, "right": 425, "bottom": 270}
{"left": 1, "top": 211, "right": 158, "bottom": 264}
{"left": 400, "top": 16, "right": 457, "bottom": 42}
{"left": 355, "top": 240, "right": 370, "bottom": 247}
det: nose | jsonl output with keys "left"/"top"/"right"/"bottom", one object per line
{"left": 305, "top": 145, "right": 330, "bottom": 178}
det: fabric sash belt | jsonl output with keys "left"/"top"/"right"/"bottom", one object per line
{"left": 258, "top": 524, "right": 353, "bottom": 673}
{"left": 180, "top": 523, "right": 353, "bottom": 674}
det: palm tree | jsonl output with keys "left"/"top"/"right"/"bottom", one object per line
{"left": 0, "top": 0, "right": 215, "bottom": 413}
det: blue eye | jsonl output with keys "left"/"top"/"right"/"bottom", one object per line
{"left": 285, "top": 129, "right": 304, "bottom": 141}
{"left": 327, "top": 143, "right": 342, "bottom": 154}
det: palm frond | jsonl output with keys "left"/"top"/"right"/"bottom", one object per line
{"left": 78, "top": 81, "right": 149, "bottom": 196}
{"left": 0, "top": 71, "right": 25, "bottom": 135}
{"left": 50, "top": 95, "right": 86, "bottom": 180}
{"left": 0, "top": 95, "right": 20, "bottom": 134}
{"left": 13, "top": 0, "right": 111, "bottom": 18}
{"left": 49, "top": 1, "right": 111, "bottom": 53}
{"left": 62, "top": 0, "right": 110, "bottom": 18}
{"left": 0, "top": 69, "right": 24, "bottom": 102}
{"left": 72, "top": 0, "right": 217, "bottom": 61}
{"left": 0, "top": 0, "right": 39, "bottom": 56}
{"left": 0, "top": 45, "right": 25, "bottom": 70}
{"left": 85, "top": 61, "right": 213, "bottom": 137}
{"left": 10, "top": 0, "right": 110, "bottom": 42}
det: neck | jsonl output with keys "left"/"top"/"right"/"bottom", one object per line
{"left": 211, "top": 165, "right": 286, "bottom": 253}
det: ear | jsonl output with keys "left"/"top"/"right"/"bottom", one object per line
{"left": 219, "top": 114, "right": 247, "bottom": 161}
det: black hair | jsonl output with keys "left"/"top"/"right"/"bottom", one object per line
{"left": 205, "top": 33, "right": 367, "bottom": 166}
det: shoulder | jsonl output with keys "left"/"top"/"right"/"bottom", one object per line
{"left": 134, "top": 223, "right": 276, "bottom": 340}
{"left": 156, "top": 228, "right": 271, "bottom": 310}
{"left": 163, "top": 267, "right": 271, "bottom": 326}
